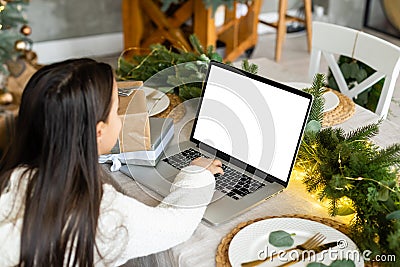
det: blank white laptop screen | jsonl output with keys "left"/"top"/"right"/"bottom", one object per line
{"left": 192, "top": 64, "right": 311, "bottom": 183}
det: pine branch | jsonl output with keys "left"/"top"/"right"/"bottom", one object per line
{"left": 311, "top": 73, "right": 326, "bottom": 97}
{"left": 370, "top": 144, "right": 400, "bottom": 168}
{"left": 304, "top": 73, "right": 326, "bottom": 123}
{"left": 345, "top": 121, "right": 380, "bottom": 142}
{"left": 241, "top": 59, "right": 258, "bottom": 74}
{"left": 189, "top": 34, "right": 205, "bottom": 55}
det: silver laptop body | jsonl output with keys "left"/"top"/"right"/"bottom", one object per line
{"left": 120, "top": 61, "right": 313, "bottom": 226}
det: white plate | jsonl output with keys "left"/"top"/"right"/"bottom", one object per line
{"left": 283, "top": 82, "right": 340, "bottom": 113}
{"left": 323, "top": 91, "right": 340, "bottom": 112}
{"left": 228, "top": 218, "right": 364, "bottom": 267}
{"left": 141, "top": 87, "right": 170, "bottom": 117}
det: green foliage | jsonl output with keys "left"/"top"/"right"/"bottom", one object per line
{"left": 298, "top": 126, "right": 400, "bottom": 261}
{"left": 327, "top": 55, "right": 384, "bottom": 114}
{"left": 116, "top": 34, "right": 257, "bottom": 100}
{"left": 297, "top": 74, "right": 400, "bottom": 265}
{"left": 241, "top": 59, "right": 258, "bottom": 74}
{"left": 302, "top": 73, "right": 326, "bottom": 135}
{"left": 0, "top": 0, "right": 30, "bottom": 75}
{"left": 304, "top": 73, "right": 326, "bottom": 124}
{"left": 268, "top": 230, "right": 295, "bottom": 247}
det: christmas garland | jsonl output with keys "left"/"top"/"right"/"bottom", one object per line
{"left": 298, "top": 74, "right": 400, "bottom": 265}
{"left": 116, "top": 34, "right": 257, "bottom": 100}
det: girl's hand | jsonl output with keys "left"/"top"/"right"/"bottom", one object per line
{"left": 190, "top": 157, "right": 224, "bottom": 175}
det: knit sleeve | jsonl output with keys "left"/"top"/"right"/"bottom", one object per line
{"left": 96, "top": 165, "right": 215, "bottom": 266}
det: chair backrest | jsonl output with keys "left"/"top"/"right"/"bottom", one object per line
{"left": 309, "top": 21, "right": 400, "bottom": 119}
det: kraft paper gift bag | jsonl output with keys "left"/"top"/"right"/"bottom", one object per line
{"left": 118, "top": 88, "right": 151, "bottom": 152}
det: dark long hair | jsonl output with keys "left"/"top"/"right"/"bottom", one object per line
{"left": 0, "top": 58, "right": 114, "bottom": 266}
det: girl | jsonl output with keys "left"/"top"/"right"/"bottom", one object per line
{"left": 0, "top": 58, "right": 223, "bottom": 266}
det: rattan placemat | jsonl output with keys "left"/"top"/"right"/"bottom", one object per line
{"left": 322, "top": 89, "right": 355, "bottom": 127}
{"left": 215, "top": 214, "right": 349, "bottom": 267}
{"left": 154, "top": 93, "right": 185, "bottom": 123}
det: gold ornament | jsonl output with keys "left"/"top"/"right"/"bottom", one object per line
{"left": 14, "top": 39, "right": 27, "bottom": 51}
{"left": 20, "top": 24, "right": 31, "bottom": 35}
{"left": 14, "top": 38, "right": 32, "bottom": 51}
{"left": 0, "top": 91, "right": 13, "bottom": 105}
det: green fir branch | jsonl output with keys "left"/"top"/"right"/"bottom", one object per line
{"left": 241, "top": 59, "right": 258, "bottom": 74}
{"left": 189, "top": 34, "right": 205, "bottom": 55}
{"left": 370, "top": 144, "right": 400, "bottom": 168}
{"left": 116, "top": 34, "right": 257, "bottom": 100}
{"left": 303, "top": 73, "right": 325, "bottom": 124}
{"left": 344, "top": 120, "right": 381, "bottom": 142}
{"left": 296, "top": 79, "right": 400, "bottom": 261}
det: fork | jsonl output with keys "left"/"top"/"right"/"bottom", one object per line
{"left": 241, "top": 233, "right": 326, "bottom": 267}
{"left": 147, "top": 92, "right": 165, "bottom": 114}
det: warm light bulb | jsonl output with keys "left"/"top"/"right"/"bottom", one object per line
{"left": 14, "top": 40, "right": 26, "bottom": 51}
{"left": 0, "top": 6, "right": 5, "bottom": 12}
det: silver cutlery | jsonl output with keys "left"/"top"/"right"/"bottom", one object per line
{"left": 146, "top": 90, "right": 165, "bottom": 114}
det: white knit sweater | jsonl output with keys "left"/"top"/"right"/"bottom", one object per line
{"left": 0, "top": 165, "right": 215, "bottom": 266}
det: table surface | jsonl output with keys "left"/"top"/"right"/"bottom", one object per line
{"left": 107, "top": 58, "right": 400, "bottom": 267}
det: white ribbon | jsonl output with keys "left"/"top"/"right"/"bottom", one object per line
{"left": 98, "top": 154, "right": 122, "bottom": 172}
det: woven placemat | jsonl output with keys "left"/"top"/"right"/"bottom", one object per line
{"left": 215, "top": 214, "right": 349, "bottom": 267}
{"left": 322, "top": 89, "right": 355, "bottom": 127}
{"left": 154, "top": 93, "right": 186, "bottom": 123}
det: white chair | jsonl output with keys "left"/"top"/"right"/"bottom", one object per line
{"left": 309, "top": 21, "right": 400, "bottom": 119}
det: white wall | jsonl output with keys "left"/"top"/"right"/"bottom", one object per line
{"left": 28, "top": 0, "right": 122, "bottom": 64}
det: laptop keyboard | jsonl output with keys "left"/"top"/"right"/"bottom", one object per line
{"left": 163, "top": 148, "right": 266, "bottom": 200}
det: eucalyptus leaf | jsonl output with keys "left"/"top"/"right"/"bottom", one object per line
{"left": 377, "top": 187, "right": 389, "bottom": 202}
{"left": 336, "top": 205, "right": 355, "bottom": 216}
{"left": 183, "top": 62, "right": 199, "bottom": 71}
{"left": 199, "top": 54, "right": 210, "bottom": 62}
{"left": 166, "top": 76, "right": 183, "bottom": 87}
{"left": 328, "top": 76, "right": 339, "bottom": 90}
{"left": 386, "top": 210, "right": 400, "bottom": 220}
{"left": 354, "top": 90, "right": 369, "bottom": 105}
{"left": 268, "top": 230, "right": 295, "bottom": 247}
{"left": 305, "top": 120, "right": 322, "bottom": 134}
{"left": 355, "top": 69, "right": 368, "bottom": 83}
{"left": 330, "top": 259, "right": 355, "bottom": 267}
{"left": 349, "top": 62, "right": 359, "bottom": 79}
{"left": 340, "top": 63, "right": 351, "bottom": 79}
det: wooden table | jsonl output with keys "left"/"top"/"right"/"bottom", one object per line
{"left": 108, "top": 58, "right": 400, "bottom": 266}
{"left": 121, "top": 0, "right": 262, "bottom": 62}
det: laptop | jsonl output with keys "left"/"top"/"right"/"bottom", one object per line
{"left": 120, "top": 60, "right": 313, "bottom": 225}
